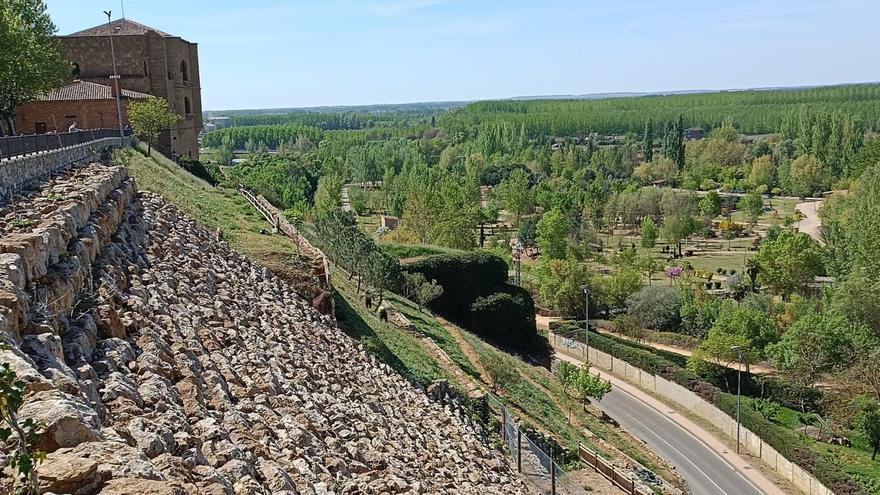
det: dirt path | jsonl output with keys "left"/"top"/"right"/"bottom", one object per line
{"left": 435, "top": 315, "right": 491, "bottom": 383}
{"left": 796, "top": 200, "right": 824, "bottom": 244}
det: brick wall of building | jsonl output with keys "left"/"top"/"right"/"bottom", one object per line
{"left": 15, "top": 96, "right": 134, "bottom": 134}
{"left": 55, "top": 27, "right": 203, "bottom": 158}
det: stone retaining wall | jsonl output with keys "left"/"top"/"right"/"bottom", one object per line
{"left": 549, "top": 332, "right": 835, "bottom": 495}
{"left": 0, "top": 137, "right": 128, "bottom": 199}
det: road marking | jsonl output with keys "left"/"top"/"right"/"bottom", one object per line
{"left": 609, "top": 400, "right": 731, "bottom": 495}
{"left": 556, "top": 351, "right": 770, "bottom": 494}
{"left": 605, "top": 387, "right": 765, "bottom": 495}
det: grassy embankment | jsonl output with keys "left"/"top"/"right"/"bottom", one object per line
{"left": 121, "top": 145, "right": 313, "bottom": 281}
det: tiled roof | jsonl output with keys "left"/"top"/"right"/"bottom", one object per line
{"left": 65, "top": 19, "right": 172, "bottom": 37}
{"left": 39, "top": 81, "right": 152, "bottom": 101}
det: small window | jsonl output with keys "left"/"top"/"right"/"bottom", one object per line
{"left": 72, "top": 62, "right": 81, "bottom": 78}
{"left": 180, "top": 60, "right": 189, "bottom": 82}
{"left": 184, "top": 97, "right": 192, "bottom": 115}
{"left": 143, "top": 60, "right": 149, "bottom": 77}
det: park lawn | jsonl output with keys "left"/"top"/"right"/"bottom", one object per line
{"left": 728, "top": 196, "right": 799, "bottom": 226}
{"left": 680, "top": 251, "right": 755, "bottom": 275}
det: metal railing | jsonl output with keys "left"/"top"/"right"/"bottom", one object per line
{"left": 0, "top": 128, "right": 130, "bottom": 160}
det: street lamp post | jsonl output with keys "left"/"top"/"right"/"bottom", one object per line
{"left": 104, "top": 11, "right": 125, "bottom": 145}
{"left": 731, "top": 345, "right": 745, "bottom": 453}
{"left": 582, "top": 285, "right": 590, "bottom": 361}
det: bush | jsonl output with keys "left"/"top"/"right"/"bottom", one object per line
{"left": 470, "top": 288, "right": 539, "bottom": 352}
{"left": 179, "top": 158, "right": 220, "bottom": 185}
{"left": 625, "top": 286, "right": 681, "bottom": 331}
{"left": 404, "top": 252, "right": 508, "bottom": 319}
{"left": 406, "top": 253, "right": 541, "bottom": 354}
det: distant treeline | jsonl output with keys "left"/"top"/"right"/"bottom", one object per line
{"left": 222, "top": 111, "right": 437, "bottom": 130}
{"left": 440, "top": 84, "right": 880, "bottom": 138}
{"left": 203, "top": 124, "right": 429, "bottom": 150}
{"left": 202, "top": 124, "right": 324, "bottom": 149}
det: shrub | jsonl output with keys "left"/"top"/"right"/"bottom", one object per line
{"left": 179, "top": 158, "right": 220, "bottom": 185}
{"left": 482, "top": 353, "right": 519, "bottom": 392}
{"left": 470, "top": 287, "right": 539, "bottom": 352}
{"left": 625, "top": 286, "right": 681, "bottom": 331}
{"left": 406, "top": 252, "right": 541, "bottom": 354}
{"left": 404, "top": 252, "right": 507, "bottom": 320}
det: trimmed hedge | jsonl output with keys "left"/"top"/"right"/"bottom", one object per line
{"left": 470, "top": 286, "right": 538, "bottom": 351}
{"left": 555, "top": 322, "right": 821, "bottom": 409}
{"left": 405, "top": 252, "right": 540, "bottom": 354}
{"left": 404, "top": 252, "right": 507, "bottom": 320}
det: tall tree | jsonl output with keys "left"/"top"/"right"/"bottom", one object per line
{"left": 497, "top": 168, "right": 532, "bottom": 227}
{"left": 642, "top": 119, "right": 654, "bottom": 162}
{"left": 754, "top": 229, "right": 824, "bottom": 299}
{"left": 128, "top": 97, "right": 181, "bottom": 155}
{"left": 537, "top": 208, "right": 569, "bottom": 259}
{"left": 640, "top": 216, "right": 658, "bottom": 248}
{"left": 740, "top": 192, "right": 765, "bottom": 229}
{"left": 0, "top": 0, "right": 70, "bottom": 135}
{"left": 661, "top": 213, "right": 696, "bottom": 256}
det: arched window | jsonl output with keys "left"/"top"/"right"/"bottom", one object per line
{"left": 184, "top": 97, "right": 192, "bottom": 115}
{"left": 180, "top": 60, "right": 189, "bottom": 82}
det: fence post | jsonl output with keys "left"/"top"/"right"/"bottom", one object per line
{"left": 516, "top": 428, "right": 522, "bottom": 473}
{"left": 550, "top": 461, "right": 556, "bottom": 495}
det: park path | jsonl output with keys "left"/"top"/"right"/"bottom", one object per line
{"left": 796, "top": 200, "right": 824, "bottom": 244}
{"left": 555, "top": 352, "right": 788, "bottom": 495}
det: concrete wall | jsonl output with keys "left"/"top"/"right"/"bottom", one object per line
{"left": 549, "top": 332, "right": 836, "bottom": 495}
{"left": 0, "top": 137, "right": 127, "bottom": 198}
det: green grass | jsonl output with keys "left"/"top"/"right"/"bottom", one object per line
{"left": 386, "top": 294, "right": 480, "bottom": 378}
{"left": 332, "top": 274, "right": 445, "bottom": 386}
{"left": 380, "top": 243, "right": 465, "bottom": 260}
{"left": 121, "top": 146, "right": 301, "bottom": 266}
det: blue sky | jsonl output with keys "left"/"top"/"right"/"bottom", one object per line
{"left": 45, "top": 0, "right": 880, "bottom": 110}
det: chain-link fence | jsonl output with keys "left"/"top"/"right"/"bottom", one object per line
{"left": 501, "top": 406, "right": 591, "bottom": 495}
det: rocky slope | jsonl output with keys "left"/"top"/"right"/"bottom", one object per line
{"left": 0, "top": 162, "right": 528, "bottom": 494}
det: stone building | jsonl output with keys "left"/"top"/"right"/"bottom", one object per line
{"left": 58, "top": 19, "right": 203, "bottom": 158}
{"left": 15, "top": 80, "right": 150, "bottom": 133}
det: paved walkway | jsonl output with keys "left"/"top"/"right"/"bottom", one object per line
{"left": 796, "top": 200, "right": 824, "bottom": 244}
{"left": 555, "top": 351, "right": 787, "bottom": 495}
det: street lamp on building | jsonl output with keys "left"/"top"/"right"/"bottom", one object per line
{"left": 731, "top": 345, "right": 745, "bottom": 453}
{"left": 103, "top": 11, "right": 125, "bottom": 145}
{"left": 581, "top": 285, "right": 590, "bottom": 361}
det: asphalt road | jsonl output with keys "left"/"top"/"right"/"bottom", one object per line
{"left": 598, "top": 385, "right": 765, "bottom": 495}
